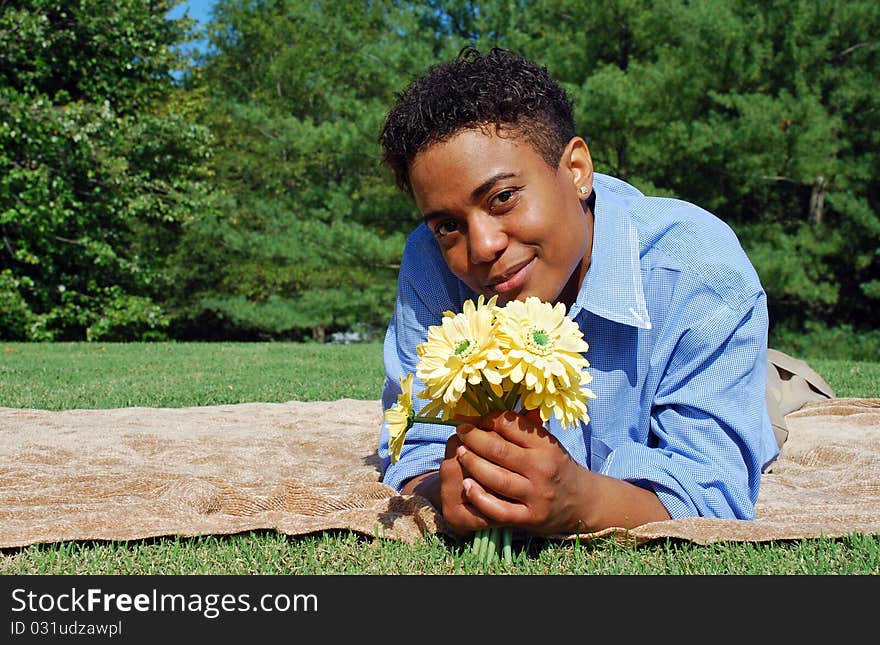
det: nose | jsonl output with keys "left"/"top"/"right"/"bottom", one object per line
{"left": 467, "top": 214, "right": 507, "bottom": 264}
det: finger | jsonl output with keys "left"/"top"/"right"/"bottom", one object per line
{"left": 456, "top": 421, "right": 527, "bottom": 471}
{"left": 462, "top": 477, "right": 529, "bottom": 526}
{"left": 523, "top": 407, "right": 543, "bottom": 426}
{"left": 440, "top": 435, "right": 492, "bottom": 533}
{"left": 442, "top": 492, "right": 492, "bottom": 534}
{"left": 480, "top": 410, "right": 549, "bottom": 448}
{"left": 455, "top": 441, "right": 530, "bottom": 501}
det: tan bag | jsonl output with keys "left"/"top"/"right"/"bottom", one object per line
{"left": 765, "top": 348, "right": 836, "bottom": 449}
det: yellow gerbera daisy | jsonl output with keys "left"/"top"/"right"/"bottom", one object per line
{"left": 523, "top": 380, "right": 597, "bottom": 428}
{"left": 497, "top": 297, "right": 594, "bottom": 427}
{"left": 384, "top": 373, "right": 414, "bottom": 463}
{"left": 415, "top": 295, "right": 506, "bottom": 419}
{"left": 496, "top": 296, "right": 591, "bottom": 394}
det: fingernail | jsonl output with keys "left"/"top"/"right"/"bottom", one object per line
{"left": 462, "top": 479, "right": 472, "bottom": 493}
{"left": 456, "top": 445, "right": 467, "bottom": 458}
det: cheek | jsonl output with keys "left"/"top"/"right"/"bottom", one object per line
{"left": 539, "top": 200, "right": 588, "bottom": 267}
{"left": 440, "top": 245, "right": 477, "bottom": 284}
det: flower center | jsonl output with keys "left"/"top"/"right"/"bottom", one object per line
{"left": 526, "top": 327, "right": 554, "bottom": 355}
{"left": 453, "top": 338, "right": 477, "bottom": 360}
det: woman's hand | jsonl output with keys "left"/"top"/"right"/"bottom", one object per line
{"left": 443, "top": 410, "right": 591, "bottom": 536}
{"left": 403, "top": 409, "right": 671, "bottom": 537}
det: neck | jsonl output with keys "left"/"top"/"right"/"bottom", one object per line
{"left": 557, "top": 196, "right": 594, "bottom": 308}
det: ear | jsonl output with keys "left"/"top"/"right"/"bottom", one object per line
{"left": 559, "top": 136, "right": 593, "bottom": 199}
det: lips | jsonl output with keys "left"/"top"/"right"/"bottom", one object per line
{"left": 486, "top": 258, "right": 534, "bottom": 295}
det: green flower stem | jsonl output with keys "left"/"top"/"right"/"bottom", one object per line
{"left": 475, "top": 529, "right": 488, "bottom": 560}
{"left": 502, "top": 527, "right": 513, "bottom": 563}
{"left": 411, "top": 415, "right": 461, "bottom": 427}
{"left": 411, "top": 393, "right": 520, "bottom": 567}
{"left": 473, "top": 386, "right": 495, "bottom": 415}
{"left": 471, "top": 530, "right": 482, "bottom": 555}
{"left": 486, "top": 528, "right": 498, "bottom": 564}
{"left": 503, "top": 382, "right": 522, "bottom": 410}
{"left": 462, "top": 390, "right": 487, "bottom": 415}
{"left": 477, "top": 380, "right": 507, "bottom": 411}
{"left": 469, "top": 527, "right": 513, "bottom": 566}
{"left": 477, "top": 528, "right": 490, "bottom": 564}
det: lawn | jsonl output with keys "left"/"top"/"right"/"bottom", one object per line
{"left": 1, "top": 342, "right": 878, "bottom": 574}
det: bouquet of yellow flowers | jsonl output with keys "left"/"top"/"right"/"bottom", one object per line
{"left": 384, "top": 295, "right": 596, "bottom": 565}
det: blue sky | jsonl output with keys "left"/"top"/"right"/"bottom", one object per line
{"left": 166, "top": 0, "right": 218, "bottom": 27}
{"left": 166, "top": 0, "right": 218, "bottom": 55}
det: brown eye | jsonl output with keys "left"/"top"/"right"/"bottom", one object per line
{"left": 433, "top": 219, "right": 459, "bottom": 237}
{"left": 490, "top": 189, "right": 517, "bottom": 209}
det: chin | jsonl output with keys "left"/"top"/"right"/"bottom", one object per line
{"left": 500, "top": 292, "right": 534, "bottom": 305}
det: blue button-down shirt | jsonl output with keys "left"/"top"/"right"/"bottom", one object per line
{"left": 378, "top": 173, "right": 779, "bottom": 520}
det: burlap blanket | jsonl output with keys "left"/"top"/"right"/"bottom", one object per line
{"left": 1, "top": 397, "right": 878, "bottom": 549}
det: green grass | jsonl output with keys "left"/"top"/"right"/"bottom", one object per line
{"left": 1, "top": 342, "right": 879, "bottom": 575}
{"left": 0, "top": 341, "right": 385, "bottom": 409}
{"left": 3, "top": 531, "right": 880, "bottom": 575}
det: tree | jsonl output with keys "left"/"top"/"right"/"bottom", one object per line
{"left": 0, "top": 0, "right": 217, "bottom": 340}
{"left": 6, "top": 1, "right": 874, "bottom": 350}
{"left": 497, "top": 0, "right": 879, "bottom": 348}
{"left": 171, "top": 0, "right": 470, "bottom": 341}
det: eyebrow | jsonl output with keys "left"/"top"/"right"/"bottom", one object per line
{"left": 421, "top": 171, "right": 519, "bottom": 223}
{"left": 471, "top": 172, "right": 518, "bottom": 201}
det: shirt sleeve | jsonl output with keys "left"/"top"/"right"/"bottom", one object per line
{"left": 377, "top": 226, "right": 474, "bottom": 491}
{"left": 598, "top": 293, "right": 777, "bottom": 520}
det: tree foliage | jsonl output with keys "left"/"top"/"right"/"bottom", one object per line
{"left": 0, "top": 0, "right": 217, "bottom": 340}
{"left": 501, "top": 0, "right": 879, "bottom": 343}
{"left": 169, "top": 0, "right": 466, "bottom": 340}
{"left": 1, "top": 1, "right": 877, "bottom": 355}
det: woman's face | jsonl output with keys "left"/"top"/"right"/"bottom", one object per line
{"left": 408, "top": 127, "right": 594, "bottom": 307}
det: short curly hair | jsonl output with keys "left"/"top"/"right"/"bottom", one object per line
{"left": 379, "top": 46, "right": 576, "bottom": 194}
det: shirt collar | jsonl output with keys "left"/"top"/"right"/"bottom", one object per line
{"left": 569, "top": 187, "right": 652, "bottom": 330}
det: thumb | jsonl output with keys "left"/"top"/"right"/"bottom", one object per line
{"left": 523, "top": 407, "right": 544, "bottom": 426}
